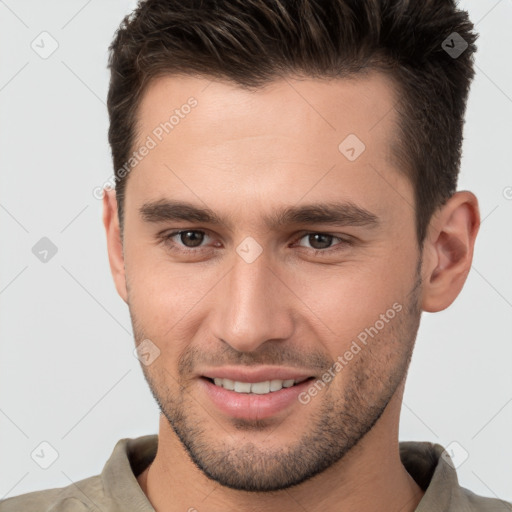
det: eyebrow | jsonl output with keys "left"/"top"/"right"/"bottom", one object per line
{"left": 139, "top": 198, "right": 380, "bottom": 231}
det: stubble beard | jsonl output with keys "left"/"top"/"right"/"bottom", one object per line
{"left": 130, "top": 263, "right": 423, "bottom": 492}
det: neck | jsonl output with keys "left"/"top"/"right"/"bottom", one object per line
{"left": 138, "top": 384, "right": 424, "bottom": 512}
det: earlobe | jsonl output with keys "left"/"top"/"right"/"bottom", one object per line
{"left": 102, "top": 187, "right": 128, "bottom": 303}
{"left": 421, "top": 191, "right": 480, "bottom": 313}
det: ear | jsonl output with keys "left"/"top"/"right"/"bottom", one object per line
{"left": 420, "top": 191, "right": 480, "bottom": 312}
{"left": 102, "top": 187, "right": 128, "bottom": 303}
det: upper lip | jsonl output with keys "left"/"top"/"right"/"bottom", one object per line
{"left": 201, "top": 366, "right": 314, "bottom": 383}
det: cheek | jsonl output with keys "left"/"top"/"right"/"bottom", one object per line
{"left": 125, "top": 252, "right": 220, "bottom": 360}
{"left": 125, "top": 239, "right": 202, "bottom": 319}
{"left": 286, "top": 261, "right": 411, "bottom": 342}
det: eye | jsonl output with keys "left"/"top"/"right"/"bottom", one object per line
{"left": 295, "top": 232, "right": 352, "bottom": 253}
{"left": 160, "top": 230, "right": 213, "bottom": 253}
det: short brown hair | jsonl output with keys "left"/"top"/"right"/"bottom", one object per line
{"left": 107, "top": 0, "right": 478, "bottom": 245}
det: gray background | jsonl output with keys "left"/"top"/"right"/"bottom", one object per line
{"left": 0, "top": 0, "right": 511, "bottom": 503}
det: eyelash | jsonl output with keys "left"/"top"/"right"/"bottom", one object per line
{"left": 158, "top": 229, "right": 353, "bottom": 256}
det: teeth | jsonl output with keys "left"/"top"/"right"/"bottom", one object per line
{"left": 251, "top": 381, "right": 270, "bottom": 394}
{"left": 234, "top": 381, "right": 252, "bottom": 393}
{"left": 222, "top": 378, "right": 235, "bottom": 390}
{"left": 269, "top": 379, "right": 283, "bottom": 392}
{"left": 211, "top": 378, "right": 303, "bottom": 394}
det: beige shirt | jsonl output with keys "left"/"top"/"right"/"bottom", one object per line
{"left": 1, "top": 435, "right": 510, "bottom": 511}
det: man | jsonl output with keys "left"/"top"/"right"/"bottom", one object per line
{"left": 1, "top": 0, "right": 510, "bottom": 511}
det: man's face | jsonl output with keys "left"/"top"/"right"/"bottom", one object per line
{"left": 120, "top": 73, "right": 423, "bottom": 491}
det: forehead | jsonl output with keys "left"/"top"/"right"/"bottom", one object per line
{"left": 135, "top": 71, "right": 398, "bottom": 150}
{"left": 126, "top": 72, "right": 409, "bottom": 229}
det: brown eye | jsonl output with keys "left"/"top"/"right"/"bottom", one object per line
{"left": 178, "top": 230, "right": 205, "bottom": 248}
{"left": 305, "top": 233, "right": 334, "bottom": 250}
{"left": 160, "top": 229, "right": 212, "bottom": 253}
{"left": 298, "top": 233, "right": 337, "bottom": 250}
{"left": 295, "top": 232, "right": 353, "bottom": 255}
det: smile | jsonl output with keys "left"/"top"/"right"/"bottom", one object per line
{"left": 209, "top": 377, "right": 310, "bottom": 395}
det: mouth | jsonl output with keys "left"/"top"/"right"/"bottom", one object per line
{"left": 202, "top": 376, "right": 314, "bottom": 395}
{"left": 199, "top": 373, "right": 317, "bottom": 421}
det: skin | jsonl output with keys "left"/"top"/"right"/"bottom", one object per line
{"left": 103, "top": 72, "right": 479, "bottom": 512}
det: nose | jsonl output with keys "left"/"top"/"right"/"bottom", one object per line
{"left": 210, "top": 246, "right": 295, "bottom": 353}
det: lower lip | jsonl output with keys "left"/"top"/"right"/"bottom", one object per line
{"left": 200, "top": 377, "right": 314, "bottom": 420}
